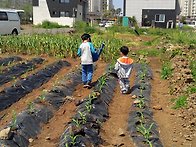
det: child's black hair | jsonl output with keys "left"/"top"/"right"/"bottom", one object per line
{"left": 81, "top": 33, "right": 91, "bottom": 41}
{"left": 120, "top": 46, "right": 129, "bottom": 55}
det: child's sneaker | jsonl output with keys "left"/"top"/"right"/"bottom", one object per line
{"left": 86, "top": 81, "right": 92, "bottom": 89}
{"left": 83, "top": 84, "right": 89, "bottom": 88}
{"left": 121, "top": 90, "right": 128, "bottom": 94}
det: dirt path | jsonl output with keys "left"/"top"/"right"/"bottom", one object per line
{"left": 29, "top": 61, "right": 108, "bottom": 147}
{"left": 99, "top": 70, "right": 136, "bottom": 147}
{"left": 149, "top": 57, "right": 184, "bottom": 147}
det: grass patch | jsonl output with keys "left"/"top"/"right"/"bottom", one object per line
{"left": 190, "top": 60, "right": 196, "bottom": 81}
{"left": 172, "top": 95, "right": 187, "bottom": 109}
{"left": 161, "top": 62, "right": 173, "bottom": 79}
{"left": 187, "top": 85, "right": 196, "bottom": 94}
{"left": 136, "top": 49, "right": 160, "bottom": 57}
{"left": 36, "top": 20, "right": 69, "bottom": 29}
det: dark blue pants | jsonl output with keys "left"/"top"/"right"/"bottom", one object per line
{"left": 82, "top": 64, "right": 93, "bottom": 84}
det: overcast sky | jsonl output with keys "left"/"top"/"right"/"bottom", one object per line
{"left": 113, "top": 0, "right": 123, "bottom": 9}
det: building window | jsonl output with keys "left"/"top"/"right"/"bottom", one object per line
{"left": 65, "top": 12, "right": 69, "bottom": 17}
{"left": 155, "top": 14, "right": 165, "bottom": 22}
{"left": 60, "top": 11, "right": 65, "bottom": 17}
{"left": 60, "top": 0, "right": 69, "bottom": 3}
{"left": 0, "top": 12, "right": 8, "bottom": 21}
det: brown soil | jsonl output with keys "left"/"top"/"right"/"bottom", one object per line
{"left": 99, "top": 70, "right": 136, "bottom": 147}
{"left": 29, "top": 61, "right": 108, "bottom": 147}
{"left": 0, "top": 35, "right": 195, "bottom": 147}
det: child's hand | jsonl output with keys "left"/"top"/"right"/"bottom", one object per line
{"left": 101, "top": 43, "right": 105, "bottom": 49}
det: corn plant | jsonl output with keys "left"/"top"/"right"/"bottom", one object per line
{"left": 72, "top": 118, "right": 81, "bottom": 127}
{"left": 85, "top": 102, "right": 92, "bottom": 112}
{"left": 136, "top": 98, "right": 145, "bottom": 109}
{"left": 10, "top": 110, "right": 17, "bottom": 130}
{"left": 38, "top": 90, "right": 47, "bottom": 102}
{"left": 64, "top": 134, "right": 80, "bottom": 146}
{"left": 97, "top": 75, "right": 108, "bottom": 92}
{"left": 27, "top": 102, "right": 35, "bottom": 113}
{"left": 78, "top": 111, "right": 87, "bottom": 124}
{"left": 137, "top": 123, "right": 154, "bottom": 139}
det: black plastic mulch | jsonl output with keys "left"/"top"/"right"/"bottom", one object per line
{"left": 0, "top": 68, "right": 82, "bottom": 147}
{"left": 0, "top": 60, "right": 70, "bottom": 111}
{"left": 0, "top": 56, "right": 22, "bottom": 66}
{"left": 128, "top": 63, "right": 163, "bottom": 147}
{"left": 0, "top": 58, "right": 44, "bottom": 85}
{"left": 59, "top": 74, "right": 117, "bottom": 147}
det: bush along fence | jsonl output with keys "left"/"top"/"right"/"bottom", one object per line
{"left": 59, "top": 72, "right": 117, "bottom": 147}
{"left": 0, "top": 67, "right": 82, "bottom": 147}
{"left": 128, "top": 63, "right": 163, "bottom": 147}
{"left": 0, "top": 60, "right": 70, "bottom": 111}
{"left": 0, "top": 58, "right": 44, "bottom": 85}
{"left": 0, "top": 56, "right": 22, "bottom": 66}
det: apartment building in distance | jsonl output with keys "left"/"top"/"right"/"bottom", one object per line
{"left": 88, "top": 0, "right": 113, "bottom": 15}
{"left": 125, "top": 0, "right": 180, "bottom": 28}
{"left": 32, "top": 0, "right": 88, "bottom": 27}
{"left": 179, "top": 0, "right": 196, "bottom": 18}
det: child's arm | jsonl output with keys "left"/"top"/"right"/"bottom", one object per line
{"left": 114, "top": 62, "right": 119, "bottom": 71}
{"left": 77, "top": 48, "right": 81, "bottom": 57}
{"left": 89, "top": 42, "right": 96, "bottom": 54}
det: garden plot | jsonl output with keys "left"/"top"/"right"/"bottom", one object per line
{"left": 59, "top": 72, "right": 117, "bottom": 147}
{"left": 0, "top": 56, "right": 22, "bottom": 66}
{"left": 0, "top": 68, "right": 82, "bottom": 147}
{"left": 128, "top": 63, "right": 163, "bottom": 147}
{"left": 0, "top": 60, "right": 70, "bottom": 111}
{"left": 0, "top": 58, "right": 44, "bottom": 85}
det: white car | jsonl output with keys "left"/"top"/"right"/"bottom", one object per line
{"left": 105, "top": 21, "right": 115, "bottom": 28}
{"left": 187, "top": 21, "right": 196, "bottom": 28}
{"left": 0, "top": 9, "right": 22, "bottom": 35}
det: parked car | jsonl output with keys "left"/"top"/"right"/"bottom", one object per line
{"left": 105, "top": 21, "right": 115, "bottom": 28}
{"left": 0, "top": 9, "right": 22, "bottom": 35}
{"left": 187, "top": 21, "right": 196, "bottom": 28}
{"left": 99, "top": 21, "right": 106, "bottom": 27}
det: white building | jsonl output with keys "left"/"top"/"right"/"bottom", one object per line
{"left": 125, "top": 0, "right": 179, "bottom": 28}
{"left": 32, "top": 0, "right": 88, "bottom": 27}
{"left": 88, "top": 0, "right": 113, "bottom": 13}
{"left": 179, "top": 0, "right": 196, "bottom": 17}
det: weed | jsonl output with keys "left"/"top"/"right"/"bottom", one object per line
{"left": 172, "top": 95, "right": 187, "bottom": 109}
{"left": 161, "top": 62, "right": 173, "bottom": 79}
{"left": 187, "top": 85, "right": 196, "bottom": 94}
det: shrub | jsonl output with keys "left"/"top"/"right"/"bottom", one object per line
{"left": 36, "top": 20, "right": 67, "bottom": 29}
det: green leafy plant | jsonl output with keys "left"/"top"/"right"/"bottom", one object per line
{"left": 72, "top": 118, "right": 81, "bottom": 127}
{"left": 172, "top": 95, "right": 187, "bottom": 109}
{"left": 64, "top": 134, "right": 80, "bottom": 146}
{"left": 161, "top": 62, "right": 173, "bottom": 79}
{"left": 10, "top": 110, "right": 17, "bottom": 130}
{"left": 38, "top": 90, "right": 47, "bottom": 101}
{"left": 137, "top": 123, "right": 154, "bottom": 139}
{"left": 85, "top": 102, "right": 92, "bottom": 112}
{"left": 27, "top": 102, "right": 35, "bottom": 113}
{"left": 136, "top": 98, "right": 145, "bottom": 109}
{"left": 78, "top": 111, "right": 87, "bottom": 124}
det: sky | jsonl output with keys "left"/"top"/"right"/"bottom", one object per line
{"left": 113, "top": 0, "right": 123, "bottom": 9}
